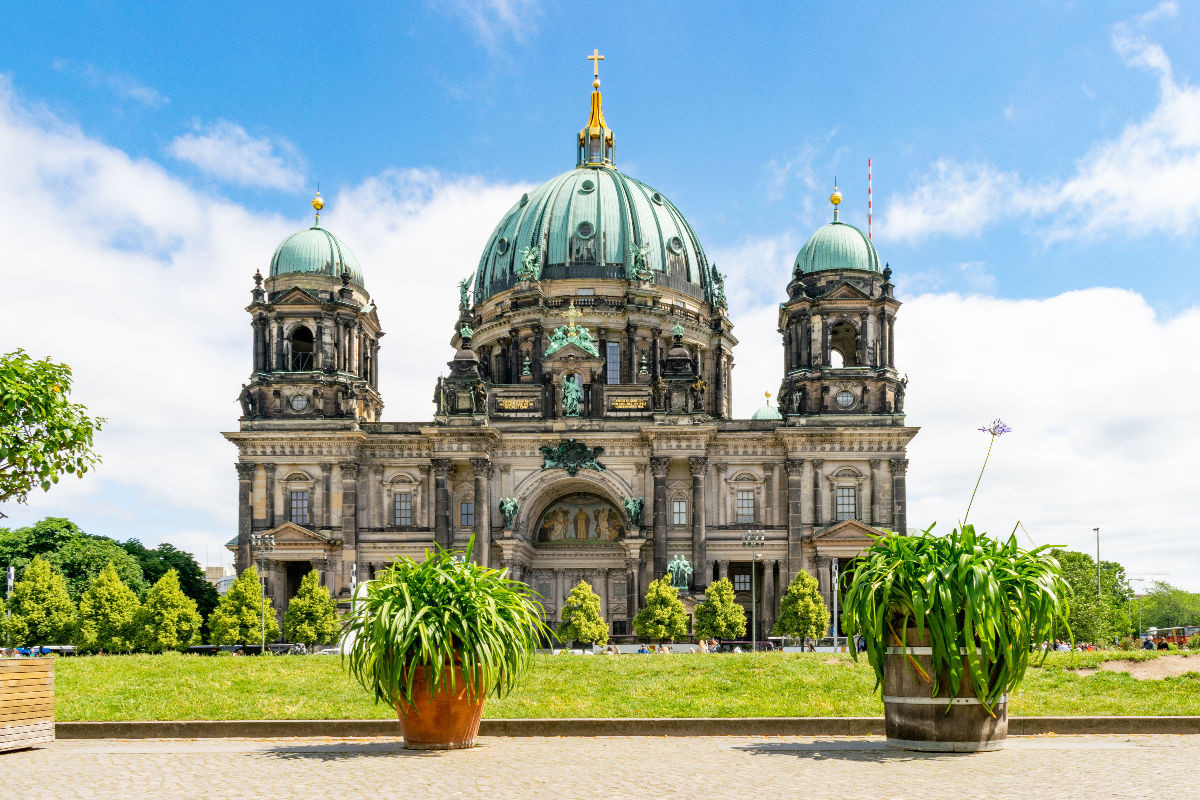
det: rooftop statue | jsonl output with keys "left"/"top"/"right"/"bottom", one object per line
{"left": 458, "top": 276, "right": 472, "bottom": 310}
{"left": 622, "top": 497, "right": 644, "bottom": 526}
{"left": 518, "top": 245, "right": 542, "bottom": 281}
{"left": 627, "top": 241, "right": 652, "bottom": 281}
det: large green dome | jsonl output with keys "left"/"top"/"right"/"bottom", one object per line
{"left": 270, "top": 226, "right": 365, "bottom": 287}
{"left": 474, "top": 165, "right": 715, "bottom": 303}
{"left": 793, "top": 217, "right": 881, "bottom": 276}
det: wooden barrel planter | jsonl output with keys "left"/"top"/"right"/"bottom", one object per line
{"left": 395, "top": 664, "right": 486, "bottom": 750}
{"left": 0, "top": 658, "right": 55, "bottom": 753}
{"left": 883, "top": 629, "right": 1007, "bottom": 752}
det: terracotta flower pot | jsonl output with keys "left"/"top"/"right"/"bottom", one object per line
{"left": 395, "top": 663, "right": 487, "bottom": 750}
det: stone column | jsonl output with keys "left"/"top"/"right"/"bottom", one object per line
{"left": 274, "top": 319, "right": 284, "bottom": 371}
{"left": 869, "top": 459, "right": 882, "bottom": 526}
{"left": 890, "top": 457, "right": 908, "bottom": 534}
{"left": 715, "top": 463, "right": 728, "bottom": 526}
{"left": 810, "top": 313, "right": 822, "bottom": 368}
{"left": 814, "top": 555, "right": 831, "bottom": 609}
{"left": 651, "top": 456, "right": 670, "bottom": 578}
{"left": 811, "top": 459, "right": 824, "bottom": 527}
{"left": 470, "top": 458, "right": 493, "bottom": 566}
{"left": 763, "top": 559, "right": 777, "bottom": 634}
{"left": 339, "top": 461, "right": 361, "bottom": 581}
{"left": 236, "top": 463, "right": 255, "bottom": 572}
{"left": 784, "top": 458, "right": 805, "bottom": 577}
{"left": 320, "top": 463, "right": 333, "bottom": 528}
{"left": 531, "top": 324, "right": 544, "bottom": 382}
{"left": 716, "top": 559, "right": 729, "bottom": 582}
{"left": 372, "top": 465, "right": 385, "bottom": 531}
{"left": 650, "top": 328, "right": 662, "bottom": 380}
{"left": 418, "top": 464, "right": 432, "bottom": 529}
{"left": 689, "top": 456, "right": 709, "bottom": 588}
{"left": 887, "top": 314, "right": 896, "bottom": 368}
{"left": 264, "top": 463, "right": 277, "bottom": 527}
{"left": 509, "top": 328, "right": 521, "bottom": 382}
{"left": 432, "top": 459, "right": 452, "bottom": 548}
{"left": 626, "top": 557, "right": 641, "bottom": 619}
{"left": 858, "top": 311, "right": 869, "bottom": 366}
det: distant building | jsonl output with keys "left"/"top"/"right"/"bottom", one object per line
{"left": 224, "top": 58, "right": 917, "bottom": 637}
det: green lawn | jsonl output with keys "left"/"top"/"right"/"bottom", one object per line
{"left": 51, "top": 650, "right": 1200, "bottom": 722}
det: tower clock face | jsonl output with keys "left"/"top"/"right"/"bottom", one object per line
{"left": 835, "top": 390, "right": 855, "bottom": 408}
{"left": 290, "top": 394, "right": 309, "bottom": 411}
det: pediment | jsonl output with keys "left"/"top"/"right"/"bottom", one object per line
{"left": 274, "top": 287, "right": 324, "bottom": 306}
{"left": 543, "top": 342, "right": 604, "bottom": 365}
{"left": 811, "top": 518, "right": 884, "bottom": 541}
{"left": 821, "top": 281, "right": 872, "bottom": 301}
{"left": 263, "top": 520, "right": 334, "bottom": 544}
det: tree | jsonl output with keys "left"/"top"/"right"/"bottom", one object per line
{"left": 0, "top": 594, "right": 7, "bottom": 644}
{"left": 76, "top": 562, "right": 140, "bottom": 653}
{"left": 1139, "top": 582, "right": 1200, "bottom": 631}
{"left": 208, "top": 565, "right": 278, "bottom": 645}
{"left": 694, "top": 578, "right": 746, "bottom": 640}
{"left": 1050, "top": 549, "right": 1131, "bottom": 643}
{"left": 0, "top": 517, "right": 84, "bottom": 579}
{"left": 556, "top": 580, "right": 608, "bottom": 646}
{"left": 773, "top": 569, "right": 830, "bottom": 641}
{"left": 51, "top": 535, "right": 147, "bottom": 602}
{"left": 122, "top": 539, "right": 219, "bottom": 626}
{"left": 0, "top": 349, "right": 104, "bottom": 505}
{"left": 633, "top": 576, "right": 688, "bottom": 642}
{"left": 6, "top": 555, "right": 76, "bottom": 646}
{"left": 283, "top": 570, "right": 340, "bottom": 646}
{"left": 133, "top": 569, "right": 202, "bottom": 653}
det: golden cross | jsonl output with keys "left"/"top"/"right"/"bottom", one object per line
{"left": 587, "top": 48, "right": 605, "bottom": 79}
{"left": 563, "top": 299, "right": 583, "bottom": 332}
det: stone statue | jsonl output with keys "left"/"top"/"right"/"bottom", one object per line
{"left": 471, "top": 379, "right": 488, "bottom": 413}
{"left": 651, "top": 376, "right": 667, "bottom": 410}
{"left": 689, "top": 377, "right": 706, "bottom": 412}
{"left": 345, "top": 384, "right": 359, "bottom": 418}
{"left": 562, "top": 375, "right": 582, "bottom": 416}
{"left": 518, "top": 245, "right": 542, "bottom": 281}
{"left": 459, "top": 322, "right": 474, "bottom": 341}
{"left": 546, "top": 326, "right": 568, "bottom": 354}
{"left": 666, "top": 554, "right": 693, "bottom": 592}
{"left": 792, "top": 386, "right": 805, "bottom": 414}
{"left": 622, "top": 497, "right": 644, "bottom": 526}
{"left": 896, "top": 374, "right": 908, "bottom": 413}
{"left": 627, "top": 241, "right": 652, "bottom": 281}
{"left": 444, "top": 385, "right": 458, "bottom": 413}
{"left": 499, "top": 497, "right": 518, "bottom": 529}
{"left": 711, "top": 267, "right": 728, "bottom": 309}
{"left": 237, "top": 384, "right": 257, "bottom": 417}
{"left": 576, "top": 326, "right": 595, "bottom": 348}
{"left": 458, "top": 277, "right": 472, "bottom": 310}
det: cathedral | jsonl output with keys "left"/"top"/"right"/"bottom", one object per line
{"left": 224, "top": 56, "right": 917, "bottom": 638}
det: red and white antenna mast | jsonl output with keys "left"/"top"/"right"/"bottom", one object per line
{"left": 867, "top": 158, "right": 873, "bottom": 240}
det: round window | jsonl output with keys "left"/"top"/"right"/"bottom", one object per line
{"left": 518, "top": 193, "right": 529, "bottom": 207}
{"left": 835, "top": 390, "right": 855, "bottom": 408}
{"left": 290, "top": 394, "right": 310, "bottom": 412}
{"left": 651, "top": 192, "right": 664, "bottom": 205}
{"left": 667, "top": 235, "right": 684, "bottom": 254}
{"left": 496, "top": 237, "right": 510, "bottom": 255}
{"left": 577, "top": 221, "right": 595, "bottom": 239}
{"left": 580, "top": 178, "right": 596, "bottom": 193}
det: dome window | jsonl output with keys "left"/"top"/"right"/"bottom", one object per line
{"left": 577, "top": 221, "right": 596, "bottom": 239}
{"left": 519, "top": 193, "right": 529, "bottom": 207}
{"left": 496, "top": 237, "right": 510, "bottom": 255}
{"left": 580, "top": 179, "right": 596, "bottom": 193}
{"left": 667, "top": 236, "right": 684, "bottom": 254}
{"left": 651, "top": 192, "right": 664, "bottom": 205}
{"left": 835, "top": 390, "right": 855, "bottom": 409}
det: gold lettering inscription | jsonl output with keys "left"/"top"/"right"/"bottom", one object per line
{"left": 498, "top": 399, "right": 535, "bottom": 410}
{"left": 610, "top": 398, "right": 648, "bottom": 410}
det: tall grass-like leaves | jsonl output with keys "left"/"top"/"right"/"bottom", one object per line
{"left": 842, "top": 524, "right": 1071, "bottom": 715}
{"left": 341, "top": 538, "right": 550, "bottom": 709}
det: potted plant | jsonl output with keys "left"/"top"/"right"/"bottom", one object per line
{"left": 341, "top": 539, "right": 549, "bottom": 749}
{"left": 841, "top": 420, "right": 1072, "bottom": 751}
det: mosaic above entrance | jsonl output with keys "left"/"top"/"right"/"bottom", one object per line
{"left": 536, "top": 493, "right": 625, "bottom": 545}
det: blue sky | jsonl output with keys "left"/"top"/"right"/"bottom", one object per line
{"left": 2, "top": 2, "right": 1198, "bottom": 591}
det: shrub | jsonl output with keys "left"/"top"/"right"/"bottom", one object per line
{"left": 1188, "top": 635, "right": 1200, "bottom": 651}
{"left": 6, "top": 555, "right": 76, "bottom": 646}
{"left": 633, "top": 576, "right": 688, "bottom": 642}
{"left": 76, "top": 562, "right": 140, "bottom": 653}
{"left": 134, "top": 569, "right": 202, "bottom": 653}
{"left": 772, "top": 569, "right": 829, "bottom": 642}
{"left": 283, "top": 570, "right": 339, "bottom": 646}
{"left": 208, "top": 565, "right": 278, "bottom": 645}
{"left": 556, "top": 580, "right": 608, "bottom": 646}
{"left": 694, "top": 578, "right": 746, "bottom": 640}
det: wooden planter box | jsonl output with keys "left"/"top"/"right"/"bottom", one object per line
{"left": 0, "top": 658, "right": 55, "bottom": 752}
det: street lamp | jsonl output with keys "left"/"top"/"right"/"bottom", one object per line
{"left": 742, "top": 530, "right": 765, "bottom": 651}
{"left": 1094, "top": 527, "right": 1101, "bottom": 597}
{"left": 250, "top": 533, "right": 275, "bottom": 654}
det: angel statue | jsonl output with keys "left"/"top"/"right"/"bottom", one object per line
{"left": 498, "top": 497, "right": 519, "bottom": 530}
{"left": 518, "top": 245, "right": 542, "bottom": 281}
{"left": 458, "top": 276, "right": 472, "bottom": 310}
{"left": 622, "top": 497, "right": 644, "bottom": 526}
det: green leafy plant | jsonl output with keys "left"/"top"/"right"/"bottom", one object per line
{"left": 772, "top": 569, "right": 829, "bottom": 641}
{"left": 341, "top": 539, "right": 549, "bottom": 709}
{"left": 633, "top": 576, "right": 688, "bottom": 642}
{"left": 133, "top": 569, "right": 202, "bottom": 653}
{"left": 694, "top": 577, "right": 746, "bottom": 640}
{"left": 76, "top": 562, "right": 140, "bottom": 653}
{"left": 6, "top": 555, "right": 77, "bottom": 646}
{"left": 208, "top": 565, "right": 278, "bottom": 645}
{"left": 842, "top": 523, "right": 1071, "bottom": 714}
{"left": 556, "top": 580, "right": 608, "bottom": 646}
{"left": 284, "top": 570, "right": 340, "bottom": 646}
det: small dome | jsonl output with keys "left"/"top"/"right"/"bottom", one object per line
{"left": 270, "top": 227, "right": 365, "bottom": 287}
{"left": 751, "top": 402, "right": 782, "bottom": 421}
{"left": 794, "top": 219, "right": 881, "bottom": 276}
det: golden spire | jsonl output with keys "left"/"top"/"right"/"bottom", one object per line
{"left": 830, "top": 181, "right": 842, "bottom": 221}
{"left": 578, "top": 49, "right": 614, "bottom": 166}
{"left": 312, "top": 191, "right": 324, "bottom": 227}
{"left": 563, "top": 299, "right": 583, "bottom": 332}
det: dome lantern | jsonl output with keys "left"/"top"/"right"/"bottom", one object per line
{"left": 577, "top": 49, "right": 615, "bottom": 167}
{"left": 269, "top": 196, "right": 366, "bottom": 287}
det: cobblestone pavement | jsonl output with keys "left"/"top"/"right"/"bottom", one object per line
{"left": 4, "top": 735, "right": 1196, "bottom": 799}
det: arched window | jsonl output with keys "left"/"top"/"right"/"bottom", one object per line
{"left": 829, "top": 320, "right": 858, "bottom": 367}
{"left": 289, "top": 326, "right": 315, "bottom": 371}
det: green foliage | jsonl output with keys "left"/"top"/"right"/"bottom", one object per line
{"left": 1139, "top": 582, "right": 1200, "bottom": 631}
{"left": 51, "top": 535, "right": 147, "bottom": 602}
{"left": 121, "top": 540, "right": 219, "bottom": 627}
{"left": 1049, "top": 549, "right": 1131, "bottom": 643}
{"left": 0, "top": 594, "right": 6, "bottom": 643}
{"left": 7, "top": 555, "right": 76, "bottom": 646}
{"left": 77, "top": 562, "right": 140, "bottom": 653}
{"left": 341, "top": 540, "right": 550, "bottom": 708}
{"left": 283, "top": 570, "right": 340, "bottom": 646}
{"left": 1187, "top": 635, "right": 1200, "bottom": 651}
{"left": 556, "top": 580, "right": 608, "bottom": 646}
{"left": 208, "top": 565, "right": 278, "bottom": 645}
{"left": 633, "top": 576, "right": 688, "bottom": 642}
{"left": 772, "top": 570, "right": 829, "bottom": 641}
{"left": 0, "top": 517, "right": 83, "bottom": 579}
{"left": 133, "top": 569, "right": 202, "bottom": 653}
{"left": 842, "top": 524, "right": 1071, "bottom": 714}
{"left": 0, "top": 349, "right": 104, "bottom": 504}
{"left": 694, "top": 578, "right": 746, "bottom": 640}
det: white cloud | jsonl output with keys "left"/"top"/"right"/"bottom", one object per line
{"left": 54, "top": 60, "right": 169, "bottom": 108}
{"left": 437, "top": 0, "right": 541, "bottom": 49}
{"left": 169, "top": 120, "right": 305, "bottom": 191}
{"left": 882, "top": 19, "right": 1200, "bottom": 244}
